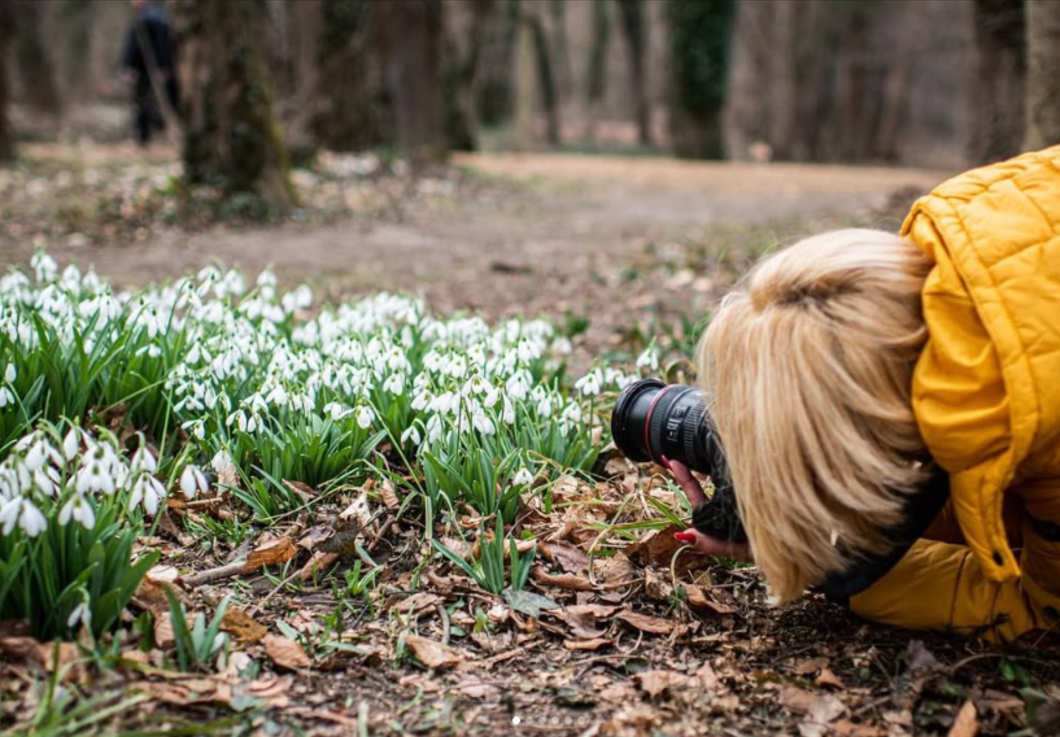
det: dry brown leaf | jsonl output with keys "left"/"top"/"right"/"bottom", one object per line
{"left": 532, "top": 568, "right": 594, "bottom": 591}
{"left": 263, "top": 634, "right": 311, "bottom": 670}
{"left": 395, "top": 593, "right": 444, "bottom": 615}
{"left": 834, "top": 720, "right": 887, "bottom": 737}
{"left": 695, "top": 662, "right": 720, "bottom": 690}
{"left": 816, "top": 667, "right": 846, "bottom": 690}
{"left": 298, "top": 550, "right": 340, "bottom": 581}
{"left": 338, "top": 492, "right": 372, "bottom": 527}
{"left": 538, "top": 541, "right": 590, "bottom": 573}
{"left": 0, "top": 636, "right": 44, "bottom": 665}
{"left": 794, "top": 657, "right": 830, "bottom": 676}
{"left": 684, "top": 584, "right": 735, "bottom": 614}
{"left": 630, "top": 524, "right": 713, "bottom": 573}
{"left": 245, "top": 537, "right": 297, "bottom": 570}
{"left": 564, "top": 637, "right": 613, "bottom": 651}
{"left": 283, "top": 479, "right": 318, "bottom": 502}
{"left": 380, "top": 479, "right": 401, "bottom": 510}
{"left": 617, "top": 610, "right": 675, "bottom": 635}
{"left": 644, "top": 568, "right": 673, "bottom": 601}
{"left": 948, "top": 700, "right": 979, "bottom": 737}
{"left": 217, "top": 463, "right": 240, "bottom": 490}
{"left": 781, "top": 686, "right": 845, "bottom": 723}
{"left": 552, "top": 603, "right": 620, "bottom": 639}
{"left": 297, "top": 524, "right": 334, "bottom": 551}
{"left": 220, "top": 608, "right": 268, "bottom": 643}
{"left": 636, "top": 669, "right": 691, "bottom": 696}
{"left": 594, "top": 554, "right": 637, "bottom": 589}
{"left": 154, "top": 613, "right": 175, "bottom": 648}
{"left": 404, "top": 634, "right": 464, "bottom": 669}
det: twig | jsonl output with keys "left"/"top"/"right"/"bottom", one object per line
{"left": 436, "top": 603, "right": 451, "bottom": 646}
{"left": 181, "top": 559, "right": 248, "bottom": 587}
{"left": 248, "top": 566, "right": 305, "bottom": 617}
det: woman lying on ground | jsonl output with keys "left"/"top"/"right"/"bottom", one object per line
{"left": 669, "top": 146, "right": 1060, "bottom": 642}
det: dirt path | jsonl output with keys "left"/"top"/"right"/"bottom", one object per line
{"left": 25, "top": 152, "right": 948, "bottom": 307}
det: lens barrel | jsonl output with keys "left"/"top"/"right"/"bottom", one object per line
{"left": 611, "top": 379, "right": 716, "bottom": 475}
{"left": 611, "top": 378, "right": 746, "bottom": 543}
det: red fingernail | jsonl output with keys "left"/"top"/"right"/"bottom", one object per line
{"left": 660, "top": 455, "right": 673, "bottom": 471}
{"left": 674, "top": 531, "right": 696, "bottom": 543}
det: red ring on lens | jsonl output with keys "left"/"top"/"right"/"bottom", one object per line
{"left": 643, "top": 385, "right": 675, "bottom": 466}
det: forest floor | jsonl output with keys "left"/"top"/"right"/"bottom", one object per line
{"left": 4, "top": 145, "right": 1059, "bottom": 737}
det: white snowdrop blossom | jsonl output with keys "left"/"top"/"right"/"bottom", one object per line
{"left": 59, "top": 491, "right": 96, "bottom": 529}
{"left": 354, "top": 405, "right": 374, "bottom": 430}
{"left": 512, "top": 467, "right": 534, "bottom": 486}
{"left": 3, "top": 364, "right": 14, "bottom": 383}
{"left": 67, "top": 601, "right": 92, "bottom": 630}
{"left": 401, "top": 425, "right": 422, "bottom": 446}
{"left": 179, "top": 465, "right": 210, "bottom": 499}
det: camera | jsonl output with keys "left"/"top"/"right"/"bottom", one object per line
{"left": 610, "top": 379, "right": 747, "bottom": 543}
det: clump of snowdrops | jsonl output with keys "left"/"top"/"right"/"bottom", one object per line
{"left": 0, "top": 418, "right": 207, "bottom": 640}
{"left": 0, "top": 251, "right": 653, "bottom": 632}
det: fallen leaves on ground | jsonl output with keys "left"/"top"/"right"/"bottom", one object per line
{"left": 404, "top": 634, "right": 465, "bottom": 670}
{"left": 263, "top": 634, "right": 311, "bottom": 670}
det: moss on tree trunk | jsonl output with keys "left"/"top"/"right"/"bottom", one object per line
{"left": 667, "top": 0, "right": 735, "bottom": 159}
{"left": 174, "top": 0, "right": 296, "bottom": 209}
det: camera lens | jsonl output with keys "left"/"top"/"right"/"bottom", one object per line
{"left": 610, "top": 378, "right": 717, "bottom": 475}
{"left": 611, "top": 378, "right": 744, "bottom": 543}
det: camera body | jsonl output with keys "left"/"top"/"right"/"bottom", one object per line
{"left": 611, "top": 379, "right": 747, "bottom": 543}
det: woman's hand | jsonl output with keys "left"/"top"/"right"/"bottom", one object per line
{"left": 664, "top": 457, "right": 754, "bottom": 562}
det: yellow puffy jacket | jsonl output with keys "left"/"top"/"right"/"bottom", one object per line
{"left": 850, "top": 146, "right": 1060, "bottom": 642}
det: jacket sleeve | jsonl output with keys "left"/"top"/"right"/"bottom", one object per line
{"left": 849, "top": 489, "right": 1060, "bottom": 642}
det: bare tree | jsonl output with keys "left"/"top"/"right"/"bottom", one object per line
{"left": 173, "top": 0, "right": 296, "bottom": 208}
{"left": 585, "top": 0, "right": 611, "bottom": 137}
{"left": 11, "top": 0, "right": 61, "bottom": 119}
{"left": 310, "top": 0, "right": 378, "bottom": 151}
{"left": 444, "top": 0, "right": 494, "bottom": 151}
{"left": 1024, "top": 0, "right": 1060, "bottom": 150}
{"left": 377, "top": 0, "right": 447, "bottom": 161}
{"left": 968, "top": 0, "right": 1025, "bottom": 163}
{"left": 0, "top": 2, "right": 14, "bottom": 162}
{"left": 615, "top": 0, "right": 651, "bottom": 146}
{"left": 667, "top": 0, "right": 736, "bottom": 159}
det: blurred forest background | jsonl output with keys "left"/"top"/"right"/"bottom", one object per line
{"left": 0, "top": 0, "right": 1057, "bottom": 209}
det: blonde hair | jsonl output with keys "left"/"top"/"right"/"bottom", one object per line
{"left": 698, "top": 229, "right": 934, "bottom": 602}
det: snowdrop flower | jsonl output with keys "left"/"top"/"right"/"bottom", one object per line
{"left": 31, "top": 251, "right": 57, "bottom": 283}
{"left": 129, "top": 472, "right": 166, "bottom": 515}
{"left": 383, "top": 373, "right": 405, "bottom": 396}
{"left": 67, "top": 601, "right": 92, "bottom": 630}
{"left": 59, "top": 491, "right": 96, "bottom": 529}
{"left": 575, "top": 370, "right": 602, "bottom": 397}
{"left": 179, "top": 465, "right": 210, "bottom": 499}
{"left": 76, "top": 461, "right": 115, "bottom": 496}
{"left": 0, "top": 386, "right": 13, "bottom": 409}
{"left": 324, "top": 402, "right": 352, "bottom": 420}
{"left": 502, "top": 395, "right": 516, "bottom": 425}
{"left": 512, "top": 467, "right": 534, "bottom": 486}
{"left": 131, "top": 446, "right": 157, "bottom": 474}
{"left": 1, "top": 497, "right": 47, "bottom": 537}
{"left": 354, "top": 405, "right": 374, "bottom": 430}
{"left": 401, "top": 425, "right": 421, "bottom": 446}
{"left": 636, "top": 347, "right": 660, "bottom": 371}
{"left": 3, "top": 364, "right": 14, "bottom": 383}
{"left": 62, "top": 426, "right": 80, "bottom": 461}
{"left": 506, "top": 371, "right": 530, "bottom": 400}
{"left": 211, "top": 450, "right": 233, "bottom": 473}
{"left": 411, "top": 389, "right": 432, "bottom": 411}
{"left": 447, "top": 355, "right": 467, "bottom": 379}
{"left": 426, "top": 414, "right": 444, "bottom": 443}
{"left": 472, "top": 410, "right": 495, "bottom": 435}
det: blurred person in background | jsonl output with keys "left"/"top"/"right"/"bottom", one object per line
{"left": 121, "top": 0, "right": 178, "bottom": 147}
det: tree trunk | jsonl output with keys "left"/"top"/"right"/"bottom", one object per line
{"left": 526, "top": 4, "right": 559, "bottom": 145}
{"left": 512, "top": 1, "right": 536, "bottom": 149}
{"left": 443, "top": 0, "right": 493, "bottom": 152}
{"left": 1024, "top": 0, "right": 1060, "bottom": 150}
{"left": 667, "top": 0, "right": 736, "bottom": 159}
{"left": 584, "top": 0, "right": 611, "bottom": 139}
{"left": 173, "top": 0, "right": 296, "bottom": 208}
{"left": 310, "top": 0, "right": 378, "bottom": 151}
{"left": 549, "top": 0, "right": 573, "bottom": 98}
{"left": 0, "top": 3, "right": 14, "bottom": 162}
{"left": 968, "top": 0, "right": 1025, "bottom": 164}
{"left": 12, "top": 0, "right": 61, "bottom": 118}
{"left": 615, "top": 0, "right": 650, "bottom": 146}
{"left": 378, "top": 0, "right": 447, "bottom": 162}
